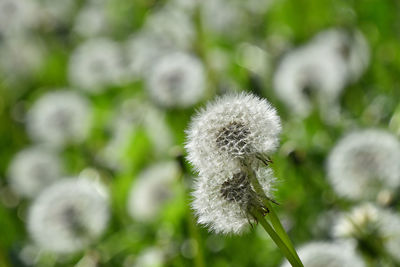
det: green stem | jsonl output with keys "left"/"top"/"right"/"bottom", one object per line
{"left": 244, "top": 163, "right": 303, "bottom": 266}
{"left": 251, "top": 209, "right": 303, "bottom": 267}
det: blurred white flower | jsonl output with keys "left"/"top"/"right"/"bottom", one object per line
{"left": 235, "top": 43, "right": 270, "bottom": 75}
{"left": 99, "top": 98, "right": 174, "bottom": 170}
{"left": 133, "top": 247, "right": 165, "bottom": 267}
{"left": 185, "top": 93, "right": 281, "bottom": 174}
{"left": 333, "top": 203, "right": 400, "bottom": 262}
{"left": 73, "top": 1, "right": 109, "bottom": 38}
{"left": 144, "top": 5, "right": 195, "bottom": 50}
{"left": 7, "top": 146, "right": 62, "bottom": 198}
{"left": 192, "top": 167, "right": 275, "bottom": 234}
{"left": 38, "top": 0, "right": 78, "bottom": 25}
{"left": 0, "top": 37, "right": 44, "bottom": 83}
{"left": 0, "top": 0, "right": 39, "bottom": 36}
{"left": 327, "top": 129, "right": 400, "bottom": 201}
{"left": 124, "top": 31, "right": 172, "bottom": 79}
{"left": 127, "top": 161, "right": 180, "bottom": 222}
{"left": 200, "top": 0, "right": 245, "bottom": 38}
{"left": 274, "top": 28, "right": 369, "bottom": 119}
{"left": 28, "top": 178, "right": 109, "bottom": 254}
{"left": 146, "top": 52, "right": 206, "bottom": 108}
{"left": 280, "top": 241, "right": 365, "bottom": 267}
{"left": 68, "top": 38, "right": 126, "bottom": 93}
{"left": 27, "top": 90, "right": 92, "bottom": 147}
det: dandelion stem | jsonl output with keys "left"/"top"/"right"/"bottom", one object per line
{"left": 244, "top": 164, "right": 303, "bottom": 266}
{"left": 251, "top": 209, "right": 303, "bottom": 267}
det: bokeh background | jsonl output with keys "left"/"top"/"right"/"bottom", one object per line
{"left": 1, "top": 0, "right": 400, "bottom": 266}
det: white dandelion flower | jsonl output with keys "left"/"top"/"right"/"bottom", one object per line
{"left": 27, "top": 90, "right": 92, "bottom": 147}
{"left": 333, "top": 203, "right": 400, "bottom": 262}
{"left": 38, "top": 0, "right": 78, "bottom": 25}
{"left": 124, "top": 31, "right": 172, "bottom": 79}
{"left": 73, "top": 2, "right": 109, "bottom": 38}
{"left": 144, "top": 5, "right": 195, "bottom": 50}
{"left": 146, "top": 52, "right": 206, "bottom": 108}
{"left": 281, "top": 241, "right": 366, "bottom": 267}
{"left": 7, "top": 146, "right": 62, "bottom": 198}
{"left": 192, "top": 166, "right": 275, "bottom": 234}
{"left": 127, "top": 161, "right": 180, "bottom": 222}
{"left": 28, "top": 178, "right": 109, "bottom": 254}
{"left": 274, "top": 28, "right": 369, "bottom": 119}
{"left": 185, "top": 93, "right": 281, "bottom": 173}
{"left": 68, "top": 38, "right": 125, "bottom": 93}
{"left": 327, "top": 129, "right": 400, "bottom": 201}
{"left": 0, "top": 0, "right": 38, "bottom": 36}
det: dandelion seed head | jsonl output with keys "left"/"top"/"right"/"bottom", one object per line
{"left": 333, "top": 203, "right": 400, "bottom": 262}
{"left": 185, "top": 93, "right": 281, "bottom": 173}
{"left": 27, "top": 90, "right": 92, "bottom": 147}
{"left": 28, "top": 178, "right": 110, "bottom": 254}
{"left": 127, "top": 161, "right": 180, "bottom": 222}
{"left": 0, "top": 0, "right": 38, "bottom": 36}
{"left": 146, "top": 52, "right": 206, "bottom": 108}
{"left": 7, "top": 146, "right": 62, "bottom": 198}
{"left": 192, "top": 167, "right": 275, "bottom": 234}
{"left": 68, "top": 38, "right": 125, "bottom": 93}
{"left": 281, "top": 241, "right": 366, "bottom": 267}
{"left": 327, "top": 129, "right": 400, "bottom": 200}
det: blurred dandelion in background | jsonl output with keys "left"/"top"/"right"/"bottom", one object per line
{"left": 28, "top": 178, "right": 109, "bottom": 254}
{"left": 127, "top": 161, "right": 180, "bottom": 222}
{"left": 327, "top": 129, "right": 400, "bottom": 201}
{"left": 26, "top": 90, "right": 92, "bottom": 147}
{"left": 7, "top": 146, "right": 62, "bottom": 198}
{"left": 281, "top": 241, "right": 366, "bottom": 267}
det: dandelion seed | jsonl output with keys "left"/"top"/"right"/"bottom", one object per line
{"left": 333, "top": 203, "right": 400, "bottom": 262}
{"left": 73, "top": 1, "right": 109, "bottom": 38}
{"left": 28, "top": 178, "right": 109, "bottom": 254}
{"left": 327, "top": 129, "right": 400, "bottom": 201}
{"left": 27, "top": 90, "right": 92, "bottom": 147}
{"left": 192, "top": 167, "right": 275, "bottom": 234}
{"left": 127, "top": 161, "right": 180, "bottom": 222}
{"left": 280, "top": 241, "right": 366, "bottom": 267}
{"left": 146, "top": 52, "right": 206, "bottom": 108}
{"left": 185, "top": 93, "right": 281, "bottom": 173}
{"left": 7, "top": 146, "right": 62, "bottom": 198}
{"left": 68, "top": 38, "right": 125, "bottom": 93}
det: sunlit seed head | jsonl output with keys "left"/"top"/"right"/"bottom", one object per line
{"left": 281, "top": 241, "right": 366, "bottom": 267}
{"left": 127, "top": 161, "right": 180, "bottom": 222}
{"left": 333, "top": 203, "right": 400, "bottom": 262}
{"left": 327, "top": 129, "right": 400, "bottom": 201}
{"left": 146, "top": 51, "right": 206, "bottom": 108}
{"left": 68, "top": 38, "right": 125, "bottom": 93}
{"left": 27, "top": 90, "right": 92, "bottom": 147}
{"left": 185, "top": 93, "right": 281, "bottom": 174}
{"left": 28, "top": 178, "right": 109, "bottom": 254}
{"left": 192, "top": 166, "right": 275, "bottom": 234}
{"left": 7, "top": 146, "right": 62, "bottom": 198}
